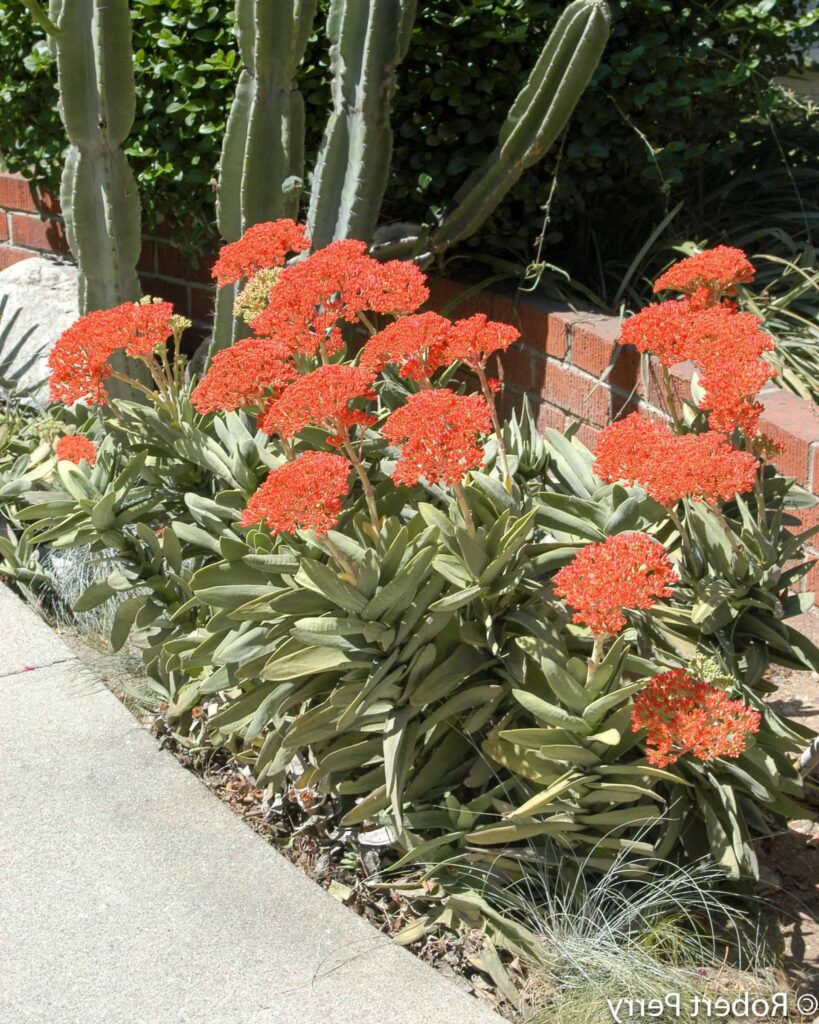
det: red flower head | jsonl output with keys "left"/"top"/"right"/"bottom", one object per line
{"left": 444, "top": 313, "right": 520, "bottom": 371}
{"left": 631, "top": 669, "right": 761, "bottom": 768}
{"left": 359, "top": 312, "right": 451, "bottom": 382}
{"left": 692, "top": 307, "right": 775, "bottom": 435}
{"left": 190, "top": 337, "right": 296, "bottom": 414}
{"left": 258, "top": 364, "right": 377, "bottom": 442}
{"left": 49, "top": 308, "right": 121, "bottom": 405}
{"left": 553, "top": 532, "right": 678, "bottom": 637}
{"left": 361, "top": 258, "right": 430, "bottom": 316}
{"left": 123, "top": 301, "right": 175, "bottom": 357}
{"left": 48, "top": 301, "right": 174, "bottom": 406}
{"left": 250, "top": 240, "right": 370, "bottom": 357}
{"left": 653, "top": 246, "right": 755, "bottom": 309}
{"left": 382, "top": 389, "right": 492, "bottom": 487}
{"left": 55, "top": 434, "right": 97, "bottom": 467}
{"left": 211, "top": 220, "right": 310, "bottom": 287}
{"left": 620, "top": 299, "right": 697, "bottom": 367}
{"left": 251, "top": 242, "right": 428, "bottom": 357}
{"left": 594, "top": 413, "right": 759, "bottom": 506}
{"left": 240, "top": 452, "right": 350, "bottom": 537}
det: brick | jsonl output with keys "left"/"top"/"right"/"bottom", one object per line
{"left": 36, "top": 187, "right": 60, "bottom": 217}
{"left": 10, "top": 213, "right": 68, "bottom": 253}
{"left": 608, "top": 344, "right": 641, "bottom": 398}
{"left": 0, "top": 172, "right": 38, "bottom": 213}
{"left": 645, "top": 359, "right": 694, "bottom": 417}
{"left": 576, "top": 422, "right": 602, "bottom": 451}
{"left": 791, "top": 505, "right": 819, "bottom": 533}
{"left": 522, "top": 305, "right": 565, "bottom": 362}
{"left": 545, "top": 361, "right": 611, "bottom": 426}
{"left": 189, "top": 285, "right": 216, "bottom": 324}
{"left": 0, "top": 211, "right": 7, "bottom": 243}
{"left": 757, "top": 388, "right": 819, "bottom": 487}
{"left": 138, "top": 240, "right": 156, "bottom": 275}
{"left": 488, "top": 342, "right": 535, "bottom": 392}
{"left": 534, "top": 402, "right": 565, "bottom": 433}
{"left": 156, "top": 242, "right": 213, "bottom": 284}
{"left": 570, "top": 315, "right": 621, "bottom": 376}
{"left": 424, "top": 276, "right": 460, "bottom": 312}
{"left": 0, "top": 246, "right": 35, "bottom": 271}
{"left": 513, "top": 301, "right": 568, "bottom": 361}
{"left": 425, "top": 276, "right": 491, "bottom": 320}
{"left": 610, "top": 390, "right": 640, "bottom": 420}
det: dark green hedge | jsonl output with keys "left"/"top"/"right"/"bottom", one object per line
{"left": 1, "top": 0, "right": 816, "bottom": 287}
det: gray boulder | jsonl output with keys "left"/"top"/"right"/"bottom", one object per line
{"left": 0, "top": 256, "right": 79, "bottom": 403}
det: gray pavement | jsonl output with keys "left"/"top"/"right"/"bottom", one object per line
{"left": 0, "top": 586, "right": 503, "bottom": 1024}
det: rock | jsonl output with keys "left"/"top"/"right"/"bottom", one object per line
{"left": 0, "top": 256, "right": 79, "bottom": 404}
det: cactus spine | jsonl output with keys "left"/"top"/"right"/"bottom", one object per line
{"left": 306, "top": 0, "right": 417, "bottom": 250}
{"left": 429, "top": 0, "right": 611, "bottom": 256}
{"left": 212, "top": 0, "right": 317, "bottom": 352}
{"left": 46, "top": 0, "right": 142, "bottom": 314}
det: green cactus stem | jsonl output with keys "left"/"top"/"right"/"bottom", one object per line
{"left": 47, "top": 0, "right": 142, "bottom": 315}
{"left": 212, "top": 0, "right": 317, "bottom": 353}
{"left": 428, "top": 0, "right": 610, "bottom": 257}
{"left": 306, "top": 0, "right": 417, "bottom": 250}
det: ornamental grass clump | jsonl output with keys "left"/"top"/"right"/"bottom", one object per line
{"left": 3, "top": 231, "right": 817, "bottom": 906}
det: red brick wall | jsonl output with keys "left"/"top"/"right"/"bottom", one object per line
{"left": 0, "top": 172, "right": 216, "bottom": 328}
{"left": 2, "top": 171, "right": 818, "bottom": 588}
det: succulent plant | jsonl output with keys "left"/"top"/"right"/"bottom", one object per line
{"left": 211, "top": 0, "right": 611, "bottom": 350}
{"left": 41, "top": 0, "right": 142, "bottom": 314}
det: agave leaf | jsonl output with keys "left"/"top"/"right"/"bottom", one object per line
{"left": 262, "top": 645, "right": 356, "bottom": 681}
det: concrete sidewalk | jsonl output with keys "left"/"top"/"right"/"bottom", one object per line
{"left": 0, "top": 586, "right": 503, "bottom": 1024}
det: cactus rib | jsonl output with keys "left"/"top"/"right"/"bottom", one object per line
{"left": 429, "top": 0, "right": 611, "bottom": 255}
{"left": 306, "top": 0, "right": 417, "bottom": 250}
{"left": 213, "top": 0, "right": 317, "bottom": 353}
{"left": 45, "top": 0, "right": 142, "bottom": 314}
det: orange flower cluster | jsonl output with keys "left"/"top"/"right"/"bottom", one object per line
{"left": 620, "top": 299, "right": 694, "bottom": 367}
{"left": 444, "top": 313, "right": 520, "bottom": 371}
{"left": 359, "top": 312, "right": 450, "bottom": 383}
{"left": 211, "top": 220, "right": 310, "bottom": 287}
{"left": 251, "top": 238, "right": 428, "bottom": 358}
{"left": 694, "top": 308, "right": 775, "bottom": 435}
{"left": 240, "top": 452, "right": 350, "bottom": 536}
{"left": 49, "top": 301, "right": 174, "bottom": 406}
{"left": 653, "top": 245, "right": 754, "bottom": 309}
{"left": 55, "top": 434, "right": 97, "bottom": 467}
{"left": 383, "top": 389, "right": 492, "bottom": 487}
{"left": 620, "top": 248, "right": 774, "bottom": 435}
{"left": 594, "top": 413, "right": 758, "bottom": 506}
{"left": 190, "top": 336, "right": 296, "bottom": 414}
{"left": 553, "top": 532, "right": 678, "bottom": 636}
{"left": 258, "top": 364, "right": 377, "bottom": 442}
{"left": 631, "top": 669, "right": 761, "bottom": 767}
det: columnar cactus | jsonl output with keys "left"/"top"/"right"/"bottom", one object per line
{"left": 45, "top": 0, "right": 142, "bottom": 314}
{"left": 216, "top": 0, "right": 317, "bottom": 241}
{"left": 429, "top": 0, "right": 611, "bottom": 256}
{"left": 212, "top": 0, "right": 317, "bottom": 351}
{"left": 306, "top": 0, "right": 417, "bottom": 250}
{"left": 209, "top": 0, "right": 611, "bottom": 353}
